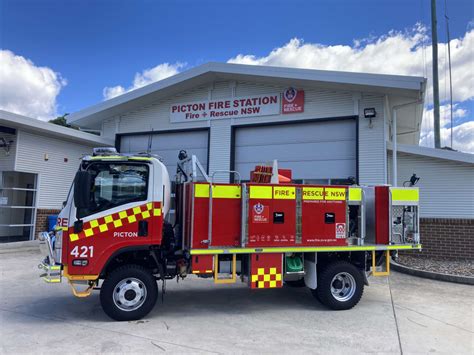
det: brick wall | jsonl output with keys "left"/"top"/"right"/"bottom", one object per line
{"left": 403, "top": 218, "right": 474, "bottom": 260}
{"left": 35, "top": 208, "right": 61, "bottom": 237}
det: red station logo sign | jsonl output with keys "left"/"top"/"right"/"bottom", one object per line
{"left": 282, "top": 87, "right": 304, "bottom": 114}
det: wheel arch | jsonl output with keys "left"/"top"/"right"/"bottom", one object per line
{"left": 99, "top": 245, "right": 160, "bottom": 278}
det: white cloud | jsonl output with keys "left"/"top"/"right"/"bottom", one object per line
{"left": 102, "top": 85, "right": 126, "bottom": 101}
{"left": 420, "top": 120, "right": 474, "bottom": 153}
{"left": 0, "top": 50, "right": 66, "bottom": 121}
{"left": 420, "top": 103, "right": 473, "bottom": 152}
{"left": 103, "top": 62, "right": 185, "bottom": 100}
{"left": 228, "top": 26, "right": 474, "bottom": 105}
{"left": 228, "top": 26, "right": 474, "bottom": 153}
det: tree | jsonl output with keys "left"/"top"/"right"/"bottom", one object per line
{"left": 49, "top": 114, "right": 78, "bottom": 130}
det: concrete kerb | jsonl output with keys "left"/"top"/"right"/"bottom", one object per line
{"left": 0, "top": 240, "right": 40, "bottom": 254}
{"left": 391, "top": 258, "right": 474, "bottom": 286}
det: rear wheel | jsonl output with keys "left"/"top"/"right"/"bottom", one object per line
{"left": 312, "top": 261, "right": 364, "bottom": 310}
{"left": 100, "top": 264, "right": 158, "bottom": 321}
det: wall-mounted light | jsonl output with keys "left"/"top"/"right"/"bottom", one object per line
{"left": 364, "top": 108, "right": 376, "bottom": 118}
{"left": 0, "top": 137, "right": 14, "bottom": 156}
{"left": 364, "top": 108, "right": 376, "bottom": 128}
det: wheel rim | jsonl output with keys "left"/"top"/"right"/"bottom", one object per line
{"left": 330, "top": 272, "right": 356, "bottom": 302}
{"left": 113, "top": 277, "right": 147, "bottom": 312}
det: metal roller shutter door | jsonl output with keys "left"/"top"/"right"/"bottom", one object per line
{"left": 120, "top": 130, "right": 209, "bottom": 179}
{"left": 234, "top": 119, "right": 356, "bottom": 181}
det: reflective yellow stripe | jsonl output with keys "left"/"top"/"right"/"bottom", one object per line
{"left": 194, "top": 184, "right": 241, "bottom": 199}
{"left": 349, "top": 188, "right": 362, "bottom": 201}
{"left": 213, "top": 185, "right": 241, "bottom": 199}
{"left": 128, "top": 157, "right": 152, "bottom": 161}
{"left": 273, "top": 186, "right": 296, "bottom": 199}
{"left": 43, "top": 277, "right": 61, "bottom": 283}
{"left": 194, "top": 184, "right": 209, "bottom": 198}
{"left": 302, "top": 187, "right": 325, "bottom": 200}
{"left": 89, "top": 156, "right": 152, "bottom": 161}
{"left": 325, "top": 187, "right": 346, "bottom": 201}
{"left": 89, "top": 156, "right": 126, "bottom": 160}
{"left": 391, "top": 188, "right": 419, "bottom": 202}
{"left": 190, "top": 244, "right": 422, "bottom": 255}
{"left": 249, "top": 186, "right": 273, "bottom": 199}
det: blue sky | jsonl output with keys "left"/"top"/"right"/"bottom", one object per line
{"left": 1, "top": 0, "right": 473, "bottom": 151}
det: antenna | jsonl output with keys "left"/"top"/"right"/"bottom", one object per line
{"left": 147, "top": 129, "right": 153, "bottom": 154}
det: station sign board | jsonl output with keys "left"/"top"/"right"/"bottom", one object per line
{"left": 170, "top": 88, "right": 304, "bottom": 123}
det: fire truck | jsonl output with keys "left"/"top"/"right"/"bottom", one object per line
{"left": 38, "top": 148, "right": 421, "bottom": 321}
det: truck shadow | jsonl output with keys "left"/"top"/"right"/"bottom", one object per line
{"left": 14, "top": 283, "right": 330, "bottom": 324}
{"left": 151, "top": 283, "right": 327, "bottom": 319}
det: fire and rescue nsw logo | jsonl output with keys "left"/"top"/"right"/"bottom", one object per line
{"left": 252, "top": 203, "right": 269, "bottom": 223}
{"left": 282, "top": 87, "right": 304, "bottom": 114}
{"left": 335, "top": 223, "right": 346, "bottom": 239}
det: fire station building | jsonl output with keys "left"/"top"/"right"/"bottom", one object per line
{"left": 67, "top": 63, "right": 473, "bottom": 259}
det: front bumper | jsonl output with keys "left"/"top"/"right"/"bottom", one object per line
{"left": 38, "top": 262, "right": 61, "bottom": 283}
{"left": 38, "top": 231, "right": 62, "bottom": 283}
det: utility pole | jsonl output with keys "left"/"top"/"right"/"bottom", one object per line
{"left": 431, "top": 0, "right": 441, "bottom": 148}
{"left": 445, "top": 0, "right": 454, "bottom": 149}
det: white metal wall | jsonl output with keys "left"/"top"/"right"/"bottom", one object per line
{"left": 103, "top": 81, "right": 356, "bottom": 136}
{"left": 388, "top": 152, "right": 474, "bottom": 218}
{"left": 15, "top": 130, "right": 96, "bottom": 209}
{"left": 358, "top": 94, "right": 386, "bottom": 185}
{"left": 209, "top": 119, "right": 232, "bottom": 182}
{"left": 103, "top": 80, "right": 361, "bottom": 181}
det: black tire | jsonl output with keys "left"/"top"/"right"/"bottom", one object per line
{"left": 285, "top": 279, "right": 306, "bottom": 288}
{"left": 312, "top": 261, "right": 364, "bottom": 310}
{"left": 100, "top": 264, "right": 158, "bottom": 321}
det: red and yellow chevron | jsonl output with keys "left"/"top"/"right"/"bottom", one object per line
{"left": 69, "top": 202, "right": 161, "bottom": 242}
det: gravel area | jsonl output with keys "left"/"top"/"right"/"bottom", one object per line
{"left": 395, "top": 255, "right": 474, "bottom": 277}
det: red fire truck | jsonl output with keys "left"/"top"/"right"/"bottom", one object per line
{"left": 38, "top": 148, "right": 421, "bottom": 321}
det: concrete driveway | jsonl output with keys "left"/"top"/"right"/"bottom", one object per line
{"left": 0, "top": 250, "right": 472, "bottom": 354}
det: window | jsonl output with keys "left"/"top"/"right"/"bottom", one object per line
{"left": 0, "top": 171, "right": 37, "bottom": 243}
{"left": 78, "top": 163, "right": 148, "bottom": 218}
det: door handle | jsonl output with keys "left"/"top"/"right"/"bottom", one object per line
{"left": 138, "top": 220, "right": 148, "bottom": 237}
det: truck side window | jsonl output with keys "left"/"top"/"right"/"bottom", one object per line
{"left": 77, "top": 163, "right": 148, "bottom": 218}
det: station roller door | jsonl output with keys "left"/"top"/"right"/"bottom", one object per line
{"left": 233, "top": 119, "right": 356, "bottom": 181}
{"left": 119, "top": 129, "right": 209, "bottom": 179}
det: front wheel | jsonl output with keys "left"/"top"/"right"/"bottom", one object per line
{"left": 100, "top": 264, "right": 158, "bottom": 321}
{"left": 312, "top": 261, "right": 364, "bottom": 310}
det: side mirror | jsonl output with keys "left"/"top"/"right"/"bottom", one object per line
{"left": 74, "top": 171, "right": 92, "bottom": 210}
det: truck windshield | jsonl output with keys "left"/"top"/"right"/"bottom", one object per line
{"left": 77, "top": 163, "right": 149, "bottom": 218}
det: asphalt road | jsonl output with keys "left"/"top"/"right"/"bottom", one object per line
{"left": 0, "top": 250, "right": 472, "bottom": 354}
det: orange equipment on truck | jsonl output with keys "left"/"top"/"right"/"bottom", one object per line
{"left": 38, "top": 148, "right": 421, "bottom": 321}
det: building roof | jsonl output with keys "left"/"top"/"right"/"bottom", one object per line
{"left": 391, "top": 143, "right": 474, "bottom": 164}
{"left": 67, "top": 62, "right": 427, "bottom": 142}
{"left": 0, "top": 110, "right": 114, "bottom": 146}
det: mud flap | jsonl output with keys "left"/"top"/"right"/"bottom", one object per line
{"left": 304, "top": 252, "right": 317, "bottom": 289}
